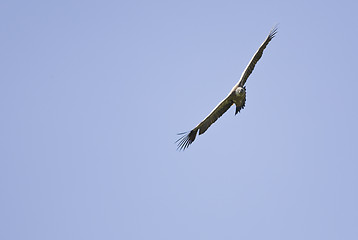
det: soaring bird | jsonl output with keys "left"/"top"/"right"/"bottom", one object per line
{"left": 176, "top": 26, "right": 277, "bottom": 150}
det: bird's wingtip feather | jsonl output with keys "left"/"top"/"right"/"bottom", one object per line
{"left": 175, "top": 129, "right": 198, "bottom": 151}
{"left": 269, "top": 24, "right": 279, "bottom": 38}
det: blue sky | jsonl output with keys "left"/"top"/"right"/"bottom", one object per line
{"left": 1, "top": 0, "right": 358, "bottom": 239}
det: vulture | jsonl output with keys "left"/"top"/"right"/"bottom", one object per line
{"left": 176, "top": 26, "right": 278, "bottom": 150}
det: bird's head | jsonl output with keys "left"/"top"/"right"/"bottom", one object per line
{"left": 235, "top": 87, "right": 245, "bottom": 96}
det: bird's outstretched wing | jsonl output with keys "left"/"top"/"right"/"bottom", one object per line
{"left": 236, "top": 25, "right": 278, "bottom": 88}
{"left": 176, "top": 96, "right": 233, "bottom": 151}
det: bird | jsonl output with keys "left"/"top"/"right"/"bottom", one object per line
{"left": 176, "top": 26, "right": 278, "bottom": 151}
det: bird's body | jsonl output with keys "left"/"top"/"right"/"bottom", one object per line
{"left": 177, "top": 26, "right": 278, "bottom": 150}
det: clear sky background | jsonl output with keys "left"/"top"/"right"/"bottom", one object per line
{"left": 1, "top": 0, "right": 358, "bottom": 239}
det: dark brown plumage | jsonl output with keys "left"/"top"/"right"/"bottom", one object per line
{"left": 176, "top": 26, "right": 277, "bottom": 151}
